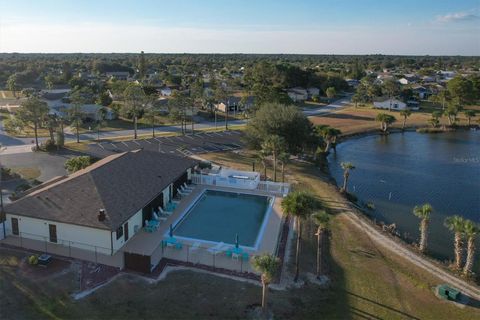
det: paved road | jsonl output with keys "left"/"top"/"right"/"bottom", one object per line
{"left": 0, "top": 95, "right": 352, "bottom": 153}
{"left": 302, "top": 94, "right": 353, "bottom": 117}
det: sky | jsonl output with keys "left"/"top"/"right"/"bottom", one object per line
{"left": 0, "top": 0, "right": 479, "bottom": 55}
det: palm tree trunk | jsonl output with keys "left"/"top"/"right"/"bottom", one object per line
{"left": 316, "top": 227, "right": 322, "bottom": 278}
{"left": 34, "top": 121, "right": 39, "bottom": 150}
{"left": 191, "top": 105, "right": 195, "bottom": 134}
{"left": 263, "top": 163, "right": 267, "bottom": 181}
{"left": 454, "top": 232, "right": 463, "bottom": 270}
{"left": 76, "top": 122, "right": 80, "bottom": 143}
{"left": 273, "top": 152, "right": 277, "bottom": 182}
{"left": 152, "top": 117, "right": 155, "bottom": 138}
{"left": 294, "top": 218, "right": 302, "bottom": 282}
{"left": 342, "top": 172, "right": 349, "bottom": 193}
{"left": 463, "top": 236, "right": 476, "bottom": 275}
{"left": 134, "top": 116, "right": 138, "bottom": 139}
{"left": 468, "top": 118, "right": 471, "bottom": 126}
{"left": 281, "top": 163, "right": 285, "bottom": 183}
{"left": 324, "top": 140, "right": 331, "bottom": 153}
{"left": 261, "top": 279, "right": 268, "bottom": 313}
{"left": 419, "top": 219, "right": 428, "bottom": 253}
{"left": 225, "top": 107, "right": 228, "bottom": 130}
{"left": 402, "top": 118, "right": 406, "bottom": 130}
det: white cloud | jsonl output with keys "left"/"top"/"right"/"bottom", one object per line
{"left": 436, "top": 11, "right": 480, "bottom": 23}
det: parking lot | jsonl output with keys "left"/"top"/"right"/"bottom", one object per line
{"left": 86, "top": 130, "right": 244, "bottom": 158}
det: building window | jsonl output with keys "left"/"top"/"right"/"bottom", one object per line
{"left": 116, "top": 225, "right": 123, "bottom": 240}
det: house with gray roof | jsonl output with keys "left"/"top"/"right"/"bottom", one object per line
{"left": 2, "top": 150, "right": 198, "bottom": 266}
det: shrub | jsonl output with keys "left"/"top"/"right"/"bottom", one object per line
{"left": 64, "top": 156, "right": 95, "bottom": 173}
{"left": 198, "top": 161, "right": 212, "bottom": 169}
{"left": 28, "top": 255, "right": 38, "bottom": 265}
{"left": 56, "top": 132, "right": 65, "bottom": 147}
{"left": 41, "top": 139, "right": 56, "bottom": 151}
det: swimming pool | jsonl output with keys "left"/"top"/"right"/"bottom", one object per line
{"left": 173, "top": 190, "right": 273, "bottom": 248}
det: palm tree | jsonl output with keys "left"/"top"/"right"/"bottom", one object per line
{"left": 123, "top": 83, "right": 146, "bottom": 139}
{"left": 262, "top": 135, "right": 286, "bottom": 182}
{"left": 95, "top": 107, "right": 108, "bottom": 142}
{"left": 463, "top": 110, "right": 476, "bottom": 126}
{"left": 399, "top": 109, "right": 412, "bottom": 130}
{"left": 17, "top": 96, "right": 49, "bottom": 150}
{"left": 316, "top": 125, "right": 342, "bottom": 153}
{"left": 428, "top": 111, "right": 442, "bottom": 128}
{"left": 375, "top": 113, "right": 396, "bottom": 132}
{"left": 462, "top": 220, "right": 478, "bottom": 276}
{"left": 444, "top": 215, "right": 466, "bottom": 270}
{"left": 412, "top": 204, "right": 433, "bottom": 253}
{"left": 312, "top": 210, "right": 330, "bottom": 278}
{"left": 340, "top": 162, "right": 355, "bottom": 193}
{"left": 69, "top": 92, "right": 85, "bottom": 143}
{"left": 278, "top": 152, "right": 290, "bottom": 183}
{"left": 257, "top": 149, "right": 269, "bottom": 181}
{"left": 281, "top": 191, "right": 317, "bottom": 282}
{"left": 251, "top": 254, "right": 280, "bottom": 314}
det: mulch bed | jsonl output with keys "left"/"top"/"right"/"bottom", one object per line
{"left": 275, "top": 216, "right": 291, "bottom": 283}
{"left": 140, "top": 258, "right": 261, "bottom": 282}
{"left": 80, "top": 261, "right": 120, "bottom": 291}
{"left": 19, "top": 256, "right": 71, "bottom": 279}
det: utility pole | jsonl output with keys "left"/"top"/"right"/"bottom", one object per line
{"left": 0, "top": 144, "right": 5, "bottom": 239}
{"left": 225, "top": 97, "right": 229, "bottom": 131}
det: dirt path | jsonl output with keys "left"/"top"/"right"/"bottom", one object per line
{"left": 320, "top": 178, "right": 480, "bottom": 300}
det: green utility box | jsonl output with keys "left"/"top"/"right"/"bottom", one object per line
{"left": 437, "top": 284, "right": 460, "bottom": 301}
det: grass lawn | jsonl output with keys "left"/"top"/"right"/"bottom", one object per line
{"left": 309, "top": 105, "right": 479, "bottom": 136}
{"left": 1, "top": 151, "right": 479, "bottom": 319}
{"left": 9, "top": 167, "right": 41, "bottom": 180}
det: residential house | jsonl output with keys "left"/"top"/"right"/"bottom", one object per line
{"left": 215, "top": 96, "right": 254, "bottom": 113}
{"left": 307, "top": 87, "right": 320, "bottom": 98}
{"left": 50, "top": 104, "right": 117, "bottom": 121}
{"left": 160, "top": 86, "right": 173, "bottom": 96}
{"left": 411, "top": 85, "right": 430, "bottom": 100}
{"left": 373, "top": 98, "right": 407, "bottom": 111}
{"left": 105, "top": 71, "right": 130, "bottom": 81}
{"left": 287, "top": 87, "right": 308, "bottom": 102}
{"left": 2, "top": 151, "right": 198, "bottom": 268}
{"left": 346, "top": 79, "right": 360, "bottom": 88}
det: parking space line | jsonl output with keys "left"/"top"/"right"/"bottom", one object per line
{"left": 165, "top": 137, "right": 174, "bottom": 142}
{"left": 132, "top": 140, "right": 141, "bottom": 146}
{"left": 154, "top": 137, "right": 163, "bottom": 143}
{"left": 121, "top": 141, "right": 129, "bottom": 148}
{"left": 185, "top": 135, "right": 194, "bottom": 140}
{"left": 175, "top": 136, "right": 184, "bottom": 141}
{"left": 213, "top": 132, "right": 222, "bottom": 136}
{"left": 143, "top": 139, "right": 152, "bottom": 144}
{"left": 110, "top": 143, "right": 117, "bottom": 148}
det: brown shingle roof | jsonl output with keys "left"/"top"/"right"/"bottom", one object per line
{"left": 5, "top": 150, "right": 198, "bottom": 231}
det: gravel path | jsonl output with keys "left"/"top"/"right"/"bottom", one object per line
{"left": 338, "top": 200, "right": 480, "bottom": 300}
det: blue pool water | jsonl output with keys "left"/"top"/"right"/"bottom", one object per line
{"left": 173, "top": 190, "right": 271, "bottom": 247}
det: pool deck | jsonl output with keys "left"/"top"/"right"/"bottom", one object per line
{"left": 122, "top": 184, "right": 284, "bottom": 271}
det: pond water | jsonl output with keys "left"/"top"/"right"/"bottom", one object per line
{"left": 328, "top": 130, "right": 480, "bottom": 264}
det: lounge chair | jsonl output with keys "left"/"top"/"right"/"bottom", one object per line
{"left": 177, "top": 188, "right": 189, "bottom": 197}
{"left": 164, "top": 237, "right": 183, "bottom": 249}
{"left": 158, "top": 207, "right": 173, "bottom": 216}
{"left": 152, "top": 211, "right": 167, "bottom": 221}
{"left": 207, "top": 242, "right": 227, "bottom": 255}
{"left": 180, "top": 185, "right": 192, "bottom": 193}
{"left": 182, "top": 182, "right": 194, "bottom": 191}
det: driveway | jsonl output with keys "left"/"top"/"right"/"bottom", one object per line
{"left": 0, "top": 151, "right": 75, "bottom": 182}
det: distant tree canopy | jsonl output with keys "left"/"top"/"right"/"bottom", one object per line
{"left": 244, "top": 103, "right": 314, "bottom": 154}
